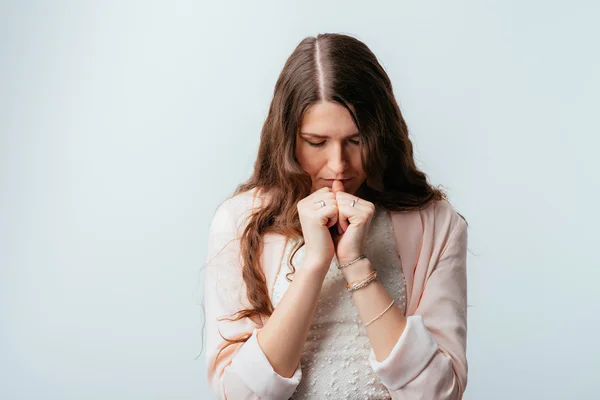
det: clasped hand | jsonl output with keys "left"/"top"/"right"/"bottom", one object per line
{"left": 297, "top": 180, "right": 375, "bottom": 271}
{"left": 330, "top": 180, "right": 375, "bottom": 265}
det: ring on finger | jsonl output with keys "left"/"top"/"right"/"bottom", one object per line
{"left": 314, "top": 200, "right": 326, "bottom": 208}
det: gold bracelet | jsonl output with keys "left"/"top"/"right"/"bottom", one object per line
{"left": 346, "top": 271, "right": 378, "bottom": 292}
{"left": 364, "top": 300, "right": 395, "bottom": 327}
{"left": 345, "top": 270, "right": 377, "bottom": 289}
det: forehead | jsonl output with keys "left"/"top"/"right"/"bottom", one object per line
{"left": 299, "top": 101, "right": 358, "bottom": 138}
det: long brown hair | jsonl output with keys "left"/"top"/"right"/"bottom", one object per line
{"left": 206, "top": 33, "right": 448, "bottom": 366}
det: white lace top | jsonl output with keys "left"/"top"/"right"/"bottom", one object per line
{"left": 271, "top": 204, "right": 408, "bottom": 399}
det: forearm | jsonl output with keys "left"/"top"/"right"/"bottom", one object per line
{"left": 342, "top": 258, "right": 407, "bottom": 361}
{"left": 256, "top": 259, "right": 327, "bottom": 378}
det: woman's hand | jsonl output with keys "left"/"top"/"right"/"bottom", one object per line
{"left": 331, "top": 180, "right": 376, "bottom": 265}
{"left": 297, "top": 187, "right": 339, "bottom": 272}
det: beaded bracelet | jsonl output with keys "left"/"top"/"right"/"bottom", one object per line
{"left": 336, "top": 254, "right": 367, "bottom": 270}
{"left": 364, "top": 300, "right": 395, "bottom": 327}
{"left": 345, "top": 270, "right": 377, "bottom": 289}
{"left": 346, "top": 271, "right": 378, "bottom": 292}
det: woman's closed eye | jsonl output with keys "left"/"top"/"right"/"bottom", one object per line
{"left": 305, "top": 139, "right": 360, "bottom": 147}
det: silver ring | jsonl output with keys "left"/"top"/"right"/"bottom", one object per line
{"left": 315, "top": 200, "right": 326, "bottom": 208}
{"left": 350, "top": 199, "right": 357, "bottom": 207}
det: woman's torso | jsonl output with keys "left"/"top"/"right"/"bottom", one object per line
{"left": 271, "top": 204, "right": 408, "bottom": 399}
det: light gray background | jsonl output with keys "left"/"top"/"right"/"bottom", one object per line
{"left": 2, "top": 1, "right": 599, "bottom": 399}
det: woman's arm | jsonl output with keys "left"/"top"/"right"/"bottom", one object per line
{"left": 342, "top": 260, "right": 408, "bottom": 361}
{"left": 257, "top": 260, "right": 329, "bottom": 378}
{"left": 205, "top": 195, "right": 335, "bottom": 399}
{"left": 342, "top": 216, "right": 469, "bottom": 399}
{"left": 204, "top": 198, "right": 305, "bottom": 400}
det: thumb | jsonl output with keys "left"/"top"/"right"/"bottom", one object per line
{"left": 332, "top": 180, "right": 345, "bottom": 194}
{"left": 332, "top": 180, "right": 345, "bottom": 235}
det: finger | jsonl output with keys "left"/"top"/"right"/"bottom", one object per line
{"left": 327, "top": 210, "right": 339, "bottom": 228}
{"left": 303, "top": 187, "right": 331, "bottom": 205}
{"left": 315, "top": 204, "right": 338, "bottom": 226}
{"left": 323, "top": 200, "right": 339, "bottom": 228}
{"left": 311, "top": 197, "right": 337, "bottom": 210}
{"left": 331, "top": 181, "right": 346, "bottom": 234}
{"left": 332, "top": 179, "right": 345, "bottom": 194}
{"left": 338, "top": 201, "right": 372, "bottom": 227}
{"left": 311, "top": 191, "right": 336, "bottom": 202}
{"left": 338, "top": 203, "right": 350, "bottom": 232}
{"left": 335, "top": 194, "right": 372, "bottom": 211}
{"left": 334, "top": 191, "right": 359, "bottom": 202}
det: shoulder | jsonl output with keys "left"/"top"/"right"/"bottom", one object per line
{"left": 215, "top": 187, "right": 263, "bottom": 215}
{"left": 209, "top": 187, "right": 267, "bottom": 236}
{"left": 388, "top": 199, "right": 468, "bottom": 250}
{"left": 388, "top": 198, "right": 466, "bottom": 227}
{"left": 422, "top": 199, "right": 469, "bottom": 254}
{"left": 426, "top": 199, "right": 468, "bottom": 230}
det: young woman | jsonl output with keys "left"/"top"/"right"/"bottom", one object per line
{"left": 203, "top": 33, "right": 468, "bottom": 399}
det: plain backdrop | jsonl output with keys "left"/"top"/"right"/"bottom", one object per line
{"left": 2, "top": 1, "right": 599, "bottom": 399}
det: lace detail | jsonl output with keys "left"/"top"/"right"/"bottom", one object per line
{"left": 271, "top": 204, "right": 407, "bottom": 399}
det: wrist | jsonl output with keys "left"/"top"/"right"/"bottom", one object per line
{"left": 336, "top": 252, "right": 366, "bottom": 266}
{"left": 302, "top": 257, "right": 331, "bottom": 278}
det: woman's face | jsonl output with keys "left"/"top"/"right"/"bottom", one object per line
{"left": 296, "top": 101, "right": 367, "bottom": 194}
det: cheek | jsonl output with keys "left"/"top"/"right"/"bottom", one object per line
{"left": 349, "top": 150, "right": 365, "bottom": 174}
{"left": 296, "top": 146, "right": 321, "bottom": 174}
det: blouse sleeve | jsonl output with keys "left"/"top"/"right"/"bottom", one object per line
{"left": 367, "top": 216, "right": 468, "bottom": 399}
{"left": 204, "top": 198, "right": 302, "bottom": 400}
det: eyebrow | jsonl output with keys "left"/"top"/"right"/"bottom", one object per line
{"left": 299, "top": 132, "right": 360, "bottom": 139}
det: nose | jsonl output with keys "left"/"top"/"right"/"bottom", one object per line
{"left": 327, "top": 142, "right": 349, "bottom": 175}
